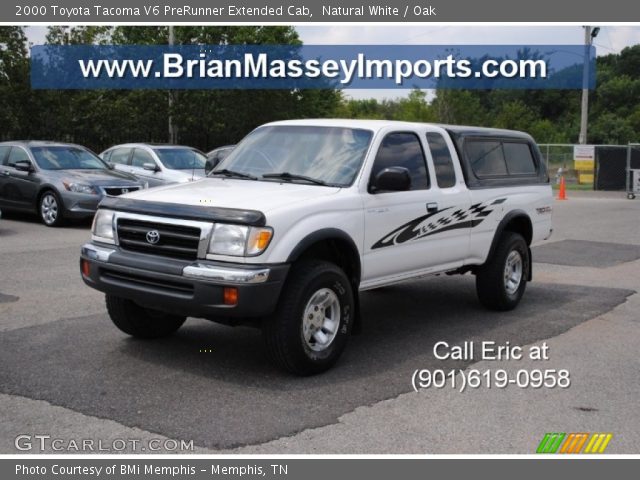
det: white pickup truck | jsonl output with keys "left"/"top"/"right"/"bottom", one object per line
{"left": 80, "top": 120, "right": 553, "bottom": 375}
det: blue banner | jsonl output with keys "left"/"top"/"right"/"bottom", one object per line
{"left": 30, "top": 44, "right": 596, "bottom": 90}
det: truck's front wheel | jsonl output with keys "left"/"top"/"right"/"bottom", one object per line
{"left": 475, "top": 232, "right": 529, "bottom": 311}
{"left": 263, "top": 260, "right": 354, "bottom": 375}
{"left": 106, "top": 295, "right": 186, "bottom": 338}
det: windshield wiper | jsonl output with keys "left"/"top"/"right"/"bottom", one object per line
{"left": 209, "top": 169, "right": 257, "bottom": 180}
{"left": 262, "top": 172, "right": 328, "bottom": 186}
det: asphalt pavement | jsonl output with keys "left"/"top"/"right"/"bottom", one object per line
{"left": 0, "top": 191, "right": 638, "bottom": 454}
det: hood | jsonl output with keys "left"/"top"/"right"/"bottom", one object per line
{"left": 123, "top": 177, "right": 340, "bottom": 213}
{"left": 51, "top": 168, "right": 139, "bottom": 186}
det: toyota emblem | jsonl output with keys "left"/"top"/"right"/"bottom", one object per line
{"left": 146, "top": 230, "right": 160, "bottom": 244}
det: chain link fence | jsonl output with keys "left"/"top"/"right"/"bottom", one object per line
{"left": 538, "top": 143, "right": 639, "bottom": 191}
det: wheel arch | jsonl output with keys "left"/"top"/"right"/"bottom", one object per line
{"left": 286, "top": 228, "right": 363, "bottom": 333}
{"left": 36, "top": 185, "right": 64, "bottom": 213}
{"left": 486, "top": 210, "right": 533, "bottom": 281}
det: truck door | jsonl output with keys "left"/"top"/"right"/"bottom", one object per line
{"left": 362, "top": 128, "right": 472, "bottom": 287}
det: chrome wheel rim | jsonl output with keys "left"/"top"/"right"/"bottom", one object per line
{"left": 302, "top": 288, "right": 340, "bottom": 352}
{"left": 504, "top": 250, "right": 523, "bottom": 295}
{"left": 41, "top": 194, "right": 58, "bottom": 225}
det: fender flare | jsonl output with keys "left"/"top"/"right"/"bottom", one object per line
{"left": 485, "top": 210, "right": 533, "bottom": 281}
{"left": 286, "top": 228, "right": 363, "bottom": 333}
{"left": 286, "top": 228, "right": 361, "bottom": 280}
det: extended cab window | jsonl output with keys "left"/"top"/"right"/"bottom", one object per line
{"left": 371, "top": 132, "right": 429, "bottom": 191}
{"left": 426, "top": 132, "right": 456, "bottom": 188}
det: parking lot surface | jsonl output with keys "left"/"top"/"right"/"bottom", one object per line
{"left": 1, "top": 191, "right": 639, "bottom": 453}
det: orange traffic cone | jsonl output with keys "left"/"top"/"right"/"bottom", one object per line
{"left": 557, "top": 176, "right": 567, "bottom": 200}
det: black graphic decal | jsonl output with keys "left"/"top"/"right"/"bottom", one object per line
{"left": 371, "top": 198, "right": 506, "bottom": 250}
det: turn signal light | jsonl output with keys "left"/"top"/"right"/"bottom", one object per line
{"left": 80, "top": 259, "right": 90, "bottom": 277}
{"left": 223, "top": 287, "right": 238, "bottom": 306}
{"left": 246, "top": 227, "right": 273, "bottom": 255}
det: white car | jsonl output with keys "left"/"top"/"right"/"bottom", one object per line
{"left": 100, "top": 143, "right": 207, "bottom": 188}
{"left": 81, "top": 120, "right": 553, "bottom": 374}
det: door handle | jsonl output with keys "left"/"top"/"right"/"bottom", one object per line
{"left": 426, "top": 202, "right": 438, "bottom": 213}
{"left": 1, "top": 170, "right": 10, "bottom": 176}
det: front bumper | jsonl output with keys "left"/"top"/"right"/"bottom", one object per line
{"left": 80, "top": 243, "right": 288, "bottom": 319}
{"left": 61, "top": 191, "right": 101, "bottom": 219}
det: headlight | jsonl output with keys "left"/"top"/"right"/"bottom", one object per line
{"left": 91, "top": 209, "right": 115, "bottom": 244}
{"left": 208, "top": 224, "right": 273, "bottom": 256}
{"left": 63, "top": 181, "right": 97, "bottom": 195}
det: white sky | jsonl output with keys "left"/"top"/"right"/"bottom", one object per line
{"left": 25, "top": 25, "right": 640, "bottom": 100}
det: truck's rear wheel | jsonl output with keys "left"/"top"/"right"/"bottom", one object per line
{"left": 106, "top": 294, "right": 186, "bottom": 338}
{"left": 262, "top": 260, "right": 354, "bottom": 375}
{"left": 476, "top": 232, "right": 529, "bottom": 311}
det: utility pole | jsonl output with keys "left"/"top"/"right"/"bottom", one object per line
{"left": 168, "top": 26, "right": 177, "bottom": 144}
{"left": 579, "top": 26, "right": 599, "bottom": 145}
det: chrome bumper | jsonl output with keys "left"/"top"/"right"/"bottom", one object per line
{"left": 81, "top": 243, "right": 271, "bottom": 284}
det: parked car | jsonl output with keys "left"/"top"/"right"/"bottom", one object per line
{"left": 101, "top": 144, "right": 207, "bottom": 188}
{"left": 0, "top": 141, "right": 144, "bottom": 227}
{"left": 80, "top": 120, "right": 553, "bottom": 374}
{"left": 205, "top": 145, "right": 235, "bottom": 175}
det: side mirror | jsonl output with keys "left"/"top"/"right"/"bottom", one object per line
{"left": 370, "top": 167, "right": 411, "bottom": 193}
{"left": 13, "top": 160, "right": 33, "bottom": 172}
{"left": 204, "top": 157, "right": 220, "bottom": 175}
{"left": 143, "top": 162, "right": 159, "bottom": 172}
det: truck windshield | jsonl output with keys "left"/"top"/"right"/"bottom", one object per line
{"left": 218, "top": 126, "right": 373, "bottom": 187}
{"left": 153, "top": 148, "right": 207, "bottom": 170}
{"left": 31, "top": 146, "right": 107, "bottom": 170}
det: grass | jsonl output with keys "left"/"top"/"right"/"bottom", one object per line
{"left": 552, "top": 183, "right": 594, "bottom": 191}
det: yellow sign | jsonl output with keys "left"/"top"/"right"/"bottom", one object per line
{"left": 574, "top": 145, "right": 595, "bottom": 171}
{"left": 578, "top": 172, "right": 594, "bottom": 184}
{"left": 575, "top": 159, "right": 594, "bottom": 170}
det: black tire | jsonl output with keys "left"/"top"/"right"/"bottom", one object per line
{"left": 38, "top": 190, "right": 65, "bottom": 227}
{"left": 476, "top": 232, "right": 529, "bottom": 311}
{"left": 262, "top": 260, "right": 355, "bottom": 375}
{"left": 105, "top": 294, "right": 186, "bottom": 339}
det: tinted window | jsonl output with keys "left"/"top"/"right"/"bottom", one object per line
{"left": 466, "top": 140, "right": 507, "bottom": 177}
{"left": 31, "top": 146, "right": 106, "bottom": 170}
{"left": 212, "top": 147, "right": 233, "bottom": 162}
{"left": 0, "top": 146, "right": 11, "bottom": 165}
{"left": 7, "top": 147, "right": 31, "bottom": 166}
{"left": 153, "top": 148, "right": 206, "bottom": 170}
{"left": 503, "top": 142, "right": 537, "bottom": 175}
{"left": 223, "top": 126, "right": 372, "bottom": 186}
{"left": 109, "top": 148, "right": 132, "bottom": 165}
{"left": 371, "top": 132, "right": 429, "bottom": 191}
{"left": 426, "top": 132, "right": 456, "bottom": 188}
{"left": 132, "top": 149, "right": 155, "bottom": 168}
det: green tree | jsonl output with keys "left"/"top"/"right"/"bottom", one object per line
{"left": 0, "top": 27, "right": 30, "bottom": 139}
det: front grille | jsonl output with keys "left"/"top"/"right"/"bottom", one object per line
{"left": 117, "top": 218, "right": 201, "bottom": 260}
{"left": 103, "top": 186, "right": 141, "bottom": 196}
